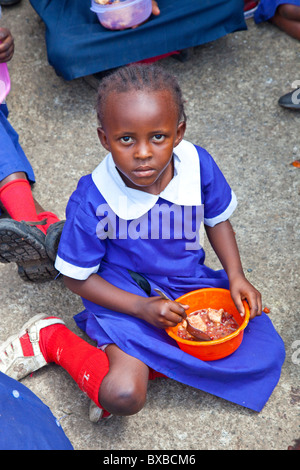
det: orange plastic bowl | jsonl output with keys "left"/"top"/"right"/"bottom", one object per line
{"left": 166, "top": 288, "right": 250, "bottom": 361}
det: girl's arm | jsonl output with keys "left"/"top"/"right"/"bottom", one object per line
{"left": 205, "top": 219, "right": 262, "bottom": 319}
{"left": 64, "top": 274, "right": 188, "bottom": 329}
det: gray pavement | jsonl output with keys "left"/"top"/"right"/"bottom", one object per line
{"left": 0, "top": 0, "right": 299, "bottom": 451}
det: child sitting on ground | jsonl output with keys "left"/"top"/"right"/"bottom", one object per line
{"left": 0, "top": 64, "right": 285, "bottom": 422}
{"left": 0, "top": 26, "right": 63, "bottom": 281}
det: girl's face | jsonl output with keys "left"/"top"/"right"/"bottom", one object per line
{"left": 97, "top": 89, "right": 186, "bottom": 195}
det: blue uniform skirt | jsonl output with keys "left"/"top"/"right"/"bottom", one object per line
{"left": 254, "top": 0, "right": 300, "bottom": 22}
{"left": 0, "top": 372, "right": 73, "bottom": 450}
{"left": 74, "top": 261, "right": 285, "bottom": 412}
{"left": 29, "top": 0, "right": 247, "bottom": 80}
{"left": 0, "top": 104, "right": 35, "bottom": 183}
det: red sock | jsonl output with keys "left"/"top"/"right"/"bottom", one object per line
{"left": 39, "top": 323, "right": 109, "bottom": 408}
{"left": 148, "top": 369, "right": 166, "bottom": 380}
{"left": 37, "top": 211, "right": 60, "bottom": 233}
{"left": 20, "top": 320, "right": 109, "bottom": 409}
{"left": 0, "top": 179, "right": 40, "bottom": 224}
{"left": 0, "top": 179, "right": 60, "bottom": 235}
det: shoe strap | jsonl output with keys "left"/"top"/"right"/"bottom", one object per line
{"left": 28, "top": 318, "right": 65, "bottom": 356}
{"left": 21, "top": 219, "right": 47, "bottom": 226}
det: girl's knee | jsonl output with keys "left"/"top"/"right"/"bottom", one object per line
{"left": 99, "top": 375, "right": 147, "bottom": 416}
{"left": 114, "top": 383, "right": 147, "bottom": 415}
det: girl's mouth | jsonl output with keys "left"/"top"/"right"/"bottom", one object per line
{"left": 132, "top": 167, "right": 156, "bottom": 178}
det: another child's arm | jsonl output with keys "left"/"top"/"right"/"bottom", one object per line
{"left": 0, "top": 28, "right": 14, "bottom": 63}
{"left": 205, "top": 219, "right": 262, "bottom": 319}
{"left": 64, "top": 274, "right": 188, "bottom": 329}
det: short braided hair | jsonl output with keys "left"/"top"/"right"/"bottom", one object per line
{"left": 96, "top": 64, "right": 187, "bottom": 126}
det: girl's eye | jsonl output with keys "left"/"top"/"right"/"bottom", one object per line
{"left": 120, "top": 136, "right": 133, "bottom": 143}
{"left": 152, "top": 134, "right": 165, "bottom": 142}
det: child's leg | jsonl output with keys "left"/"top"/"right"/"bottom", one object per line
{"left": 99, "top": 344, "right": 149, "bottom": 416}
{"left": 270, "top": 5, "right": 300, "bottom": 40}
{"left": 0, "top": 172, "right": 60, "bottom": 235}
{"left": 0, "top": 315, "right": 149, "bottom": 417}
{"left": 278, "top": 4, "right": 300, "bottom": 21}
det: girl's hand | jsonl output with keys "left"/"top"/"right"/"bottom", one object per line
{"left": 141, "top": 296, "right": 188, "bottom": 329}
{"left": 0, "top": 28, "right": 14, "bottom": 63}
{"left": 229, "top": 274, "right": 262, "bottom": 320}
{"left": 151, "top": 0, "right": 160, "bottom": 16}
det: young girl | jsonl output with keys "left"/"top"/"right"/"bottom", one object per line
{"left": 0, "top": 64, "right": 285, "bottom": 421}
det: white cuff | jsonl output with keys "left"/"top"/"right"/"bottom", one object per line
{"left": 54, "top": 255, "right": 100, "bottom": 280}
{"left": 204, "top": 191, "right": 237, "bottom": 227}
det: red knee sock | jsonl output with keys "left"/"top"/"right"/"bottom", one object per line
{"left": 0, "top": 179, "right": 40, "bottom": 224}
{"left": 0, "top": 179, "right": 59, "bottom": 235}
{"left": 20, "top": 320, "right": 109, "bottom": 409}
{"left": 39, "top": 323, "right": 109, "bottom": 409}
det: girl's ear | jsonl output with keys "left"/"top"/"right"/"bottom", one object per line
{"left": 97, "top": 127, "right": 110, "bottom": 151}
{"left": 174, "top": 121, "right": 186, "bottom": 147}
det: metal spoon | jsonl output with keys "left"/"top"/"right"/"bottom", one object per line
{"left": 154, "top": 288, "right": 212, "bottom": 341}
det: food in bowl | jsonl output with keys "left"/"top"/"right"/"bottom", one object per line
{"left": 166, "top": 288, "right": 250, "bottom": 361}
{"left": 178, "top": 308, "right": 239, "bottom": 341}
{"left": 91, "top": 0, "right": 152, "bottom": 30}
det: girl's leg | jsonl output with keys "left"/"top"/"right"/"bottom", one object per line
{"left": 0, "top": 315, "right": 149, "bottom": 417}
{"left": 277, "top": 4, "right": 300, "bottom": 21}
{"left": 0, "top": 172, "right": 60, "bottom": 235}
{"left": 270, "top": 5, "right": 300, "bottom": 40}
{"left": 99, "top": 344, "right": 149, "bottom": 416}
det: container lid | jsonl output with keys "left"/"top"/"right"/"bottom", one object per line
{"left": 0, "top": 63, "right": 11, "bottom": 103}
{"left": 91, "top": 0, "right": 141, "bottom": 12}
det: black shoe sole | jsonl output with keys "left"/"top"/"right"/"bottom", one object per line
{"left": 45, "top": 220, "right": 65, "bottom": 261}
{"left": 0, "top": 219, "right": 58, "bottom": 282}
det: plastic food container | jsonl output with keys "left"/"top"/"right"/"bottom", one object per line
{"left": 166, "top": 288, "right": 250, "bottom": 361}
{"left": 0, "top": 63, "right": 11, "bottom": 103}
{"left": 91, "top": 0, "right": 152, "bottom": 30}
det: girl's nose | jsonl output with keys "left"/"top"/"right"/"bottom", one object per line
{"left": 134, "top": 141, "right": 152, "bottom": 159}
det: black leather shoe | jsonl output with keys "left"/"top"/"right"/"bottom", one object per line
{"left": 0, "top": 0, "right": 21, "bottom": 5}
{"left": 278, "top": 88, "right": 300, "bottom": 110}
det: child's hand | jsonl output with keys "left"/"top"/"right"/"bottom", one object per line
{"left": 142, "top": 296, "right": 188, "bottom": 329}
{"left": 0, "top": 28, "right": 14, "bottom": 63}
{"left": 229, "top": 274, "right": 262, "bottom": 320}
{"left": 151, "top": 0, "right": 160, "bottom": 16}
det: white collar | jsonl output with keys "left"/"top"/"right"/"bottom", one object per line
{"left": 92, "top": 139, "right": 201, "bottom": 220}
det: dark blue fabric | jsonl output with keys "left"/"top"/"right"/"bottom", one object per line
{"left": 74, "top": 262, "right": 285, "bottom": 413}
{"left": 254, "top": 0, "right": 300, "bottom": 23}
{"left": 29, "top": 0, "right": 247, "bottom": 80}
{"left": 0, "top": 373, "right": 73, "bottom": 450}
{"left": 0, "top": 104, "right": 35, "bottom": 183}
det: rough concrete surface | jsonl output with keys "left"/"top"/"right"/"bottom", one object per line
{"left": 0, "top": 0, "right": 299, "bottom": 451}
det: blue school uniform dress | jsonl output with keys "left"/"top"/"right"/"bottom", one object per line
{"left": 254, "top": 0, "right": 300, "bottom": 23}
{"left": 0, "top": 102, "right": 35, "bottom": 215}
{"left": 55, "top": 140, "right": 285, "bottom": 412}
{"left": 0, "top": 102, "right": 35, "bottom": 183}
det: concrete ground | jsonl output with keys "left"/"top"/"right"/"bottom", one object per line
{"left": 0, "top": 0, "right": 299, "bottom": 451}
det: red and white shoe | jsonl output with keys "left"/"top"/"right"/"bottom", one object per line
{"left": 0, "top": 314, "right": 65, "bottom": 381}
{"left": 89, "top": 400, "right": 112, "bottom": 423}
{"left": 244, "top": 0, "right": 259, "bottom": 19}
